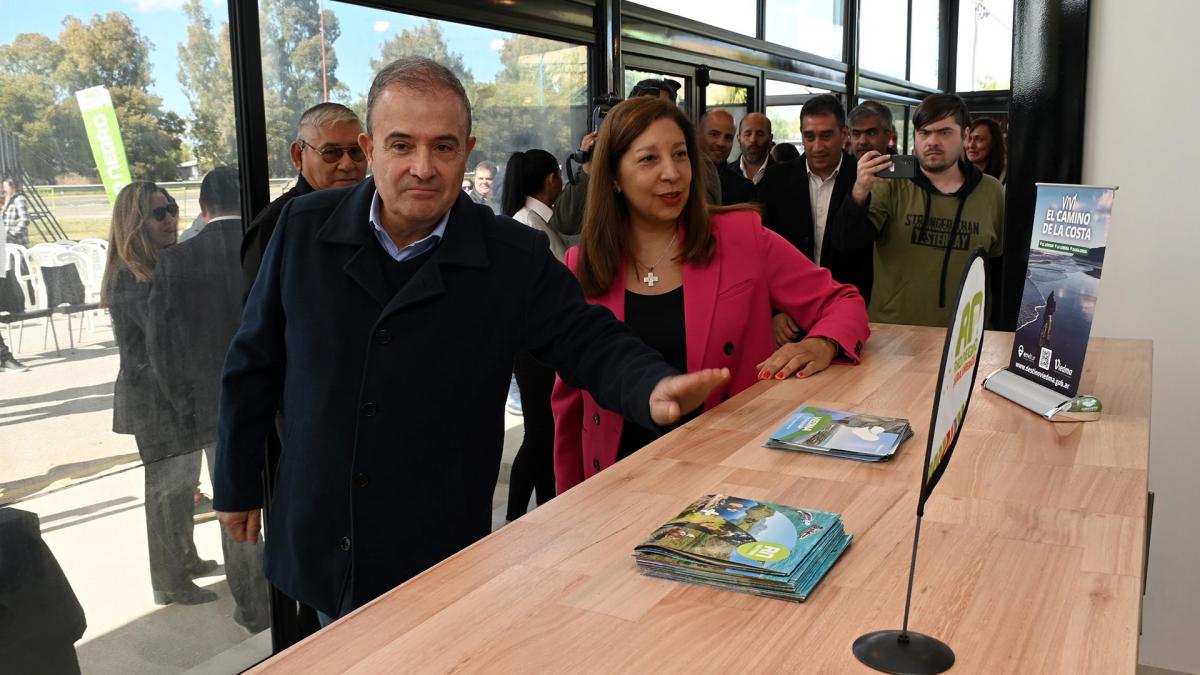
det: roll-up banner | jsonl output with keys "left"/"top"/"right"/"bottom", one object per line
{"left": 75, "top": 86, "right": 131, "bottom": 205}
{"left": 1007, "top": 184, "right": 1116, "bottom": 398}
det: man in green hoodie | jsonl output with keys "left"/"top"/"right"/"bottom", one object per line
{"left": 832, "top": 93, "right": 1004, "bottom": 327}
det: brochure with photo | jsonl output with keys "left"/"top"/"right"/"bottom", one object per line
{"left": 764, "top": 405, "right": 913, "bottom": 462}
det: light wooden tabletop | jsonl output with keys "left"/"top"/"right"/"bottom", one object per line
{"left": 254, "top": 324, "right": 1150, "bottom": 674}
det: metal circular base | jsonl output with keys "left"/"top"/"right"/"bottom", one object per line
{"left": 852, "top": 630, "right": 955, "bottom": 674}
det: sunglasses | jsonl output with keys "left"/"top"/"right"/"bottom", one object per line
{"left": 149, "top": 203, "right": 179, "bottom": 222}
{"left": 299, "top": 139, "right": 366, "bottom": 164}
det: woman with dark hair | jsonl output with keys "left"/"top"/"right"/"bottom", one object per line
{"left": 502, "top": 149, "right": 565, "bottom": 259}
{"left": 102, "top": 181, "right": 217, "bottom": 606}
{"left": 967, "top": 117, "right": 1007, "bottom": 183}
{"left": 551, "top": 96, "right": 870, "bottom": 493}
{"left": 501, "top": 149, "right": 567, "bottom": 520}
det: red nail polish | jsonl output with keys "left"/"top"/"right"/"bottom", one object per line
{"left": 759, "top": 370, "right": 770, "bottom": 380}
{"left": 797, "top": 372, "right": 806, "bottom": 378}
{"left": 775, "top": 372, "right": 787, "bottom": 380}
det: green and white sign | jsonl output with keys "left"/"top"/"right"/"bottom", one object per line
{"left": 75, "top": 86, "right": 131, "bottom": 205}
{"left": 919, "top": 248, "right": 988, "bottom": 514}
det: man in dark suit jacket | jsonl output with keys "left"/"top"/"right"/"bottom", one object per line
{"left": 150, "top": 167, "right": 270, "bottom": 633}
{"left": 213, "top": 57, "right": 728, "bottom": 624}
{"left": 697, "top": 109, "right": 755, "bottom": 205}
{"left": 240, "top": 102, "right": 368, "bottom": 296}
{"left": 756, "top": 94, "right": 873, "bottom": 342}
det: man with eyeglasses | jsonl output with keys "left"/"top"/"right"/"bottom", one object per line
{"left": 240, "top": 102, "right": 368, "bottom": 295}
{"left": 832, "top": 93, "right": 1005, "bottom": 327}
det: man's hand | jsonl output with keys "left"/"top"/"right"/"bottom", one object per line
{"left": 756, "top": 337, "right": 839, "bottom": 380}
{"left": 773, "top": 313, "right": 800, "bottom": 346}
{"left": 217, "top": 509, "right": 262, "bottom": 544}
{"left": 649, "top": 368, "right": 731, "bottom": 426}
{"left": 579, "top": 131, "right": 598, "bottom": 175}
{"left": 850, "top": 150, "right": 894, "bottom": 205}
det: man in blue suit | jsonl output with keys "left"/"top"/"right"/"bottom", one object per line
{"left": 213, "top": 57, "right": 729, "bottom": 624}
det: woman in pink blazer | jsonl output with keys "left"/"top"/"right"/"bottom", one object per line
{"left": 552, "top": 96, "right": 870, "bottom": 494}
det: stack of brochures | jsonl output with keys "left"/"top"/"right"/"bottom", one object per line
{"left": 764, "top": 404, "right": 913, "bottom": 462}
{"left": 633, "top": 494, "right": 851, "bottom": 602}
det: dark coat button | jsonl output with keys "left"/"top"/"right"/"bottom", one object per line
{"left": 361, "top": 402, "right": 378, "bottom": 417}
{"left": 721, "top": 393, "right": 730, "bottom": 402}
{"left": 592, "top": 459, "right": 601, "bottom": 471}
{"left": 592, "top": 413, "right": 600, "bottom": 425}
{"left": 340, "top": 537, "right": 351, "bottom": 551}
{"left": 354, "top": 473, "right": 369, "bottom": 488}
{"left": 375, "top": 329, "right": 391, "bottom": 345}
{"left": 724, "top": 342, "right": 734, "bottom": 355}
{"left": 855, "top": 341, "right": 863, "bottom": 356}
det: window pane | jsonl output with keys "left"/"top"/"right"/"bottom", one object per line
{"left": 858, "top": 0, "right": 908, "bottom": 79}
{"left": 259, "top": 3, "right": 589, "bottom": 195}
{"left": 0, "top": 1, "right": 264, "bottom": 672}
{"left": 631, "top": 0, "right": 757, "bottom": 37}
{"left": 765, "top": 0, "right": 844, "bottom": 59}
{"left": 956, "top": 0, "right": 1013, "bottom": 90}
{"left": 910, "top": 0, "right": 941, "bottom": 88}
{"left": 706, "top": 83, "right": 748, "bottom": 133}
{"left": 625, "top": 68, "right": 690, "bottom": 117}
{"left": 766, "top": 105, "right": 805, "bottom": 144}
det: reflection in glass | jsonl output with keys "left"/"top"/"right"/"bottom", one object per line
{"left": 956, "top": 0, "right": 1013, "bottom": 90}
{"left": 632, "top": 0, "right": 757, "bottom": 37}
{"left": 625, "top": 69, "right": 689, "bottom": 117}
{"left": 858, "top": 0, "right": 908, "bottom": 79}
{"left": 261, "top": 3, "right": 589, "bottom": 181}
{"left": 765, "top": 0, "right": 844, "bottom": 59}
{"left": 0, "top": 0, "right": 268, "bottom": 671}
{"left": 910, "top": 0, "right": 941, "bottom": 88}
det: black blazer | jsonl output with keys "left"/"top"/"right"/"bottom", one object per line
{"left": 148, "top": 218, "right": 244, "bottom": 447}
{"left": 214, "top": 180, "right": 676, "bottom": 616}
{"left": 108, "top": 267, "right": 195, "bottom": 458}
{"left": 755, "top": 152, "right": 873, "bottom": 300}
{"left": 240, "top": 173, "right": 314, "bottom": 297}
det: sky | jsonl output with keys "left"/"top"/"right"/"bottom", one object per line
{"left": 0, "top": 0, "right": 519, "bottom": 120}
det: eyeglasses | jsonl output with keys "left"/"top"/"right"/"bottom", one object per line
{"left": 298, "top": 139, "right": 366, "bottom": 164}
{"left": 149, "top": 203, "right": 179, "bottom": 221}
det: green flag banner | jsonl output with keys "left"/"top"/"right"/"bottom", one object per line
{"left": 75, "top": 86, "right": 131, "bottom": 205}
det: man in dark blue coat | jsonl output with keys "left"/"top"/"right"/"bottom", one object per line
{"left": 213, "top": 57, "right": 728, "bottom": 623}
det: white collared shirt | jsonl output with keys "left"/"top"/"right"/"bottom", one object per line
{"left": 513, "top": 195, "right": 566, "bottom": 260}
{"left": 739, "top": 155, "right": 771, "bottom": 184}
{"left": 807, "top": 154, "right": 844, "bottom": 265}
{"left": 368, "top": 189, "right": 449, "bottom": 261}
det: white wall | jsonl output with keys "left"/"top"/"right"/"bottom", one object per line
{"left": 1084, "top": 1, "right": 1200, "bottom": 671}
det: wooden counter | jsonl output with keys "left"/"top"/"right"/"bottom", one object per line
{"left": 254, "top": 324, "right": 1151, "bottom": 674}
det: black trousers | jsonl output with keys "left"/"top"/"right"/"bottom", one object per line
{"left": 506, "top": 350, "right": 556, "bottom": 520}
{"left": 0, "top": 331, "right": 11, "bottom": 361}
{"left": 136, "top": 438, "right": 202, "bottom": 593}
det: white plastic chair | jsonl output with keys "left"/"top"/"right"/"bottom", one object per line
{"left": 70, "top": 241, "right": 107, "bottom": 296}
{"left": 1, "top": 245, "right": 60, "bottom": 355}
{"left": 54, "top": 249, "right": 101, "bottom": 346}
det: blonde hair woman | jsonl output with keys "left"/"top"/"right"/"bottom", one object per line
{"left": 103, "top": 181, "right": 217, "bottom": 606}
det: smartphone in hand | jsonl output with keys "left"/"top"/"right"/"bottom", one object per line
{"left": 875, "top": 154, "right": 916, "bottom": 179}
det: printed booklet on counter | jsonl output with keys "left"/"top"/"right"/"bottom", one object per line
{"left": 633, "top": 494, "right": 851, "bottom": 602}
{"left": 764, "top": 404, "right": 912, "bottom": 462}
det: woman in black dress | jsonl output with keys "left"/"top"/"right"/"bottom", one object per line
{"left": 101, "top": 181, "right": 216, "bottom": 605}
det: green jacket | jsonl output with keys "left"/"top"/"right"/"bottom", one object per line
{"left": 833, "top": 160, "right": 1004, "bottom": 327}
